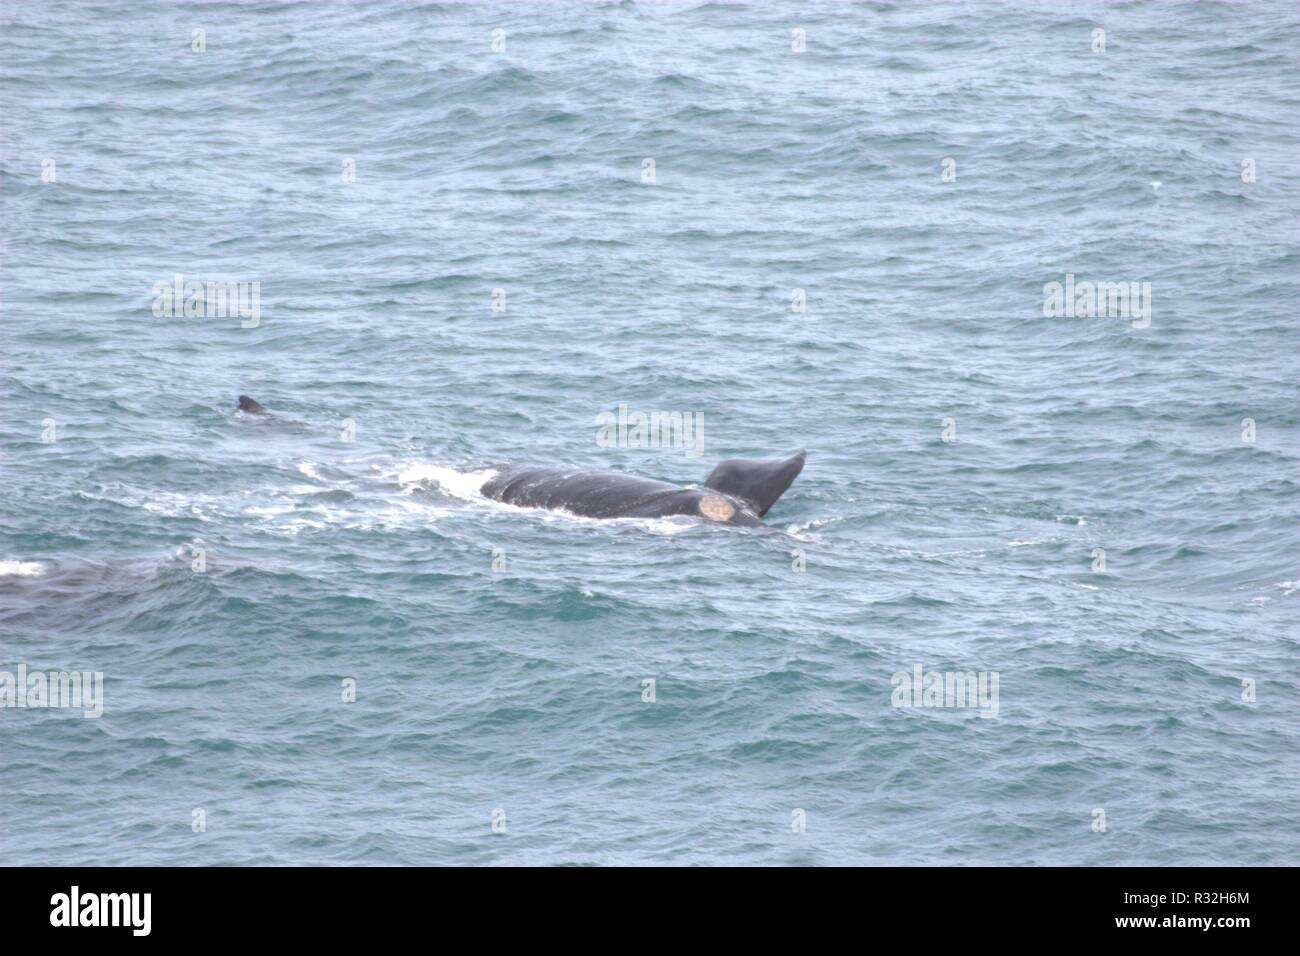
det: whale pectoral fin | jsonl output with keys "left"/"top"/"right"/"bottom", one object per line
{"left": 703, "top": 450, "right": 805, "bottom": 517}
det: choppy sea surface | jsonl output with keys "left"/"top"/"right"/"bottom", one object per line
{"left": 2, "top": 0, "right": 1298, "bottom": 866}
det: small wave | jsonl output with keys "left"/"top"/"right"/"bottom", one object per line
{"left": 787, "top": 517, "right": 833, "bottom": 535}
{"left": 76, "top": 485, "right": 216, "bottom": 520}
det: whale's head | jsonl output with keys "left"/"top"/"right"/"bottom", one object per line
{"left": 237, "top": 395, "right": 268, "bottom": 415}
{"left": 615, "top": 487, "right": 765, "bottom": 527}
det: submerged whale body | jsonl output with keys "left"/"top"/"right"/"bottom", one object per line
{"left": 479, "top": 451, "right": 805, "bottom": 528}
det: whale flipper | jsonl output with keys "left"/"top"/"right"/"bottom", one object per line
{"left": 703, "top": 450, "right": 805, "bottom": 517}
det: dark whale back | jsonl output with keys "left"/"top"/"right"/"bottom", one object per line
{"left": 479, "top": 467, "right": 764, "bottom": 526}
{"left": 481, "top": 467, "right": 676, "bottom": 517}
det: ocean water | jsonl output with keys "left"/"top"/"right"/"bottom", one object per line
{"left": 2, "top": 0, "right": 1298, "bottom": 866}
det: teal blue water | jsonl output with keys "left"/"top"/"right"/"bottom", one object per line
{"left": 2, "top": 0, "right": 1298, "bottom": 865}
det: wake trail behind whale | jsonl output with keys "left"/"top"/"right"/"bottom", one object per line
{"left": 397, "top": 463, "right": 498, "bottom": 501}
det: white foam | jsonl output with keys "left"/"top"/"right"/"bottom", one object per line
{"left": 297, "top": 461, "right": 322, "bottom": 481}
{"left": 0, "top": 560, "right": 45, "bottom": 577}
{"left": 510, "top": 499, "right": 700, "bottom": 535}
{"left": 585, "top": 513, "right": 696, "bottom": 535}
{"left": 397, "top": 463, "right": 497, "bottom": 501}
{"left": 787, "top": 517, "right": 833, "bottom": 534}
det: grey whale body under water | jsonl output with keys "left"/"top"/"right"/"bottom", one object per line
{"left": 479, "top": 451, "right": 806, "bottom": 528}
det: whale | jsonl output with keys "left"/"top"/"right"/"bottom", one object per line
{"left": 478, "top": 450, "right": 805, "bottom": 528}
{"left": 233, "top": 396, "right": 805, "bottom": 527}
{"left": 237, "top": 395, "right": 270, "bottom": 415}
